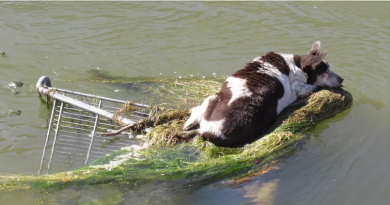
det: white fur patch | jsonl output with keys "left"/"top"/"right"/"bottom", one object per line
{"left": 255, "top": 58, "right": 294, "bottom": 114}
{"left": 185, "top": 94, "right": 226, "bottom": 138}
{"left": 257, "top": 62, "right": 285, "bottom": 82}
{"left": 280, "top": 54, "right": 318, "bottom": 96}
{"left": 183, "top": 106, "right": 201, "bottom": 130}
{"left": 295, "top": 83, "right": 317, "bottom": 97}
{"left": 252, "top": 56, "right": 263, "bottom": 63}
{"left": 226, "top": 77, "right": 252, "bottom": 106}
{"left": 183, "top": 95, "right": 216, "bottom": 131}
{"left": 276, "top": 75, "right": 294, "bottom": 114}
{"left": 279, "top": 54, "right": 308, "bottom": 83}
{"left": 279, "top": 54, "right": 306, "bottom": 113}
{"left": 199, "top": 118, "right": 226, "bottom": 138}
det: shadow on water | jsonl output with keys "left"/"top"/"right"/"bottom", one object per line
{"left": 274, "top": 105, "right": 390, "bottom": 205}
{"left": 0, "top": 171, "right": 277, "bottom": 205}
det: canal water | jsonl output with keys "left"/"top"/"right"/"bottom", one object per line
{"left": 0, "top": 2, "right": 389, "bottom": 205}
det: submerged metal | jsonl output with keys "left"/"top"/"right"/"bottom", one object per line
{"left": 36, "top": 76, "right": 150, "bottom": 174}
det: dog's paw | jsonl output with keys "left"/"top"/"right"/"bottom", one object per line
{"left": 298, "top": 91, "right": 311, "bottom": 98}
{"left": 180, "top": 130, "right": 200, "bottom": 138}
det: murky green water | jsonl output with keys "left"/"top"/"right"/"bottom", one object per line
{"left": 0, "top": 2, "right": 389, "bottom": 205}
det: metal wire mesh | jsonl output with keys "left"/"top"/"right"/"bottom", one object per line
{"left": 38, "top": 87, "right": 150, "bottom": 175}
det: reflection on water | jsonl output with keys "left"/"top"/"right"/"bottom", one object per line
{"left": 273, "top": 105, "right": 390, "bottom": 205}
{"left": 0, "top": 1, "right": 389, "bottom": 205}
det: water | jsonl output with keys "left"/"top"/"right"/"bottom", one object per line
{"left": 0, "top": 2, "right": 389, "bottom": 204}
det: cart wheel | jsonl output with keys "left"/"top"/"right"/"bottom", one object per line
{"left": 36, "top": 76, "right": 52, "bottom": 89}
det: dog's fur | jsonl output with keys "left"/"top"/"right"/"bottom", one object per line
{"left": 183, "top": 41, "right": 344, "bottom": 147}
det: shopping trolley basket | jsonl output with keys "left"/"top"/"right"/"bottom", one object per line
{"left": 36, "top": 76, "right": 150, "bottom": 174}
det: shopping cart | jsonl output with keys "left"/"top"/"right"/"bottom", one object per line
{"left": 36, "top": 76, "right": 150, "bottom": 174}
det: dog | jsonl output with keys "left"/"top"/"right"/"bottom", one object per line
{"left": 183, "top": 41, "right": 344, "bottom": 147}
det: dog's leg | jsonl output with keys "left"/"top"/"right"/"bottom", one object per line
{"left": 295, "top": 83, "right": 317, "bottom": 98}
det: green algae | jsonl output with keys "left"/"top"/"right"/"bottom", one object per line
{"left": 1, "top": 74, "right": 353, "bottom": 192}
{"left": 89, "top": 150, "right": 130, "bottom": 166}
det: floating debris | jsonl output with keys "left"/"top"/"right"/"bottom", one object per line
{"left": 7, "top": 110, "right": 21, "bottom": 116}
{"left": 6, "top": 81, "right": 24, "bottom": 88}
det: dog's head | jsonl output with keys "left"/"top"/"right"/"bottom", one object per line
{"left": 294, "top": 41, "right": 344, "bottom": 87}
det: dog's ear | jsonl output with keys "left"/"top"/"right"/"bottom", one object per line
{"left": 308, "top": 41, "right": 321, "bottom": 56}
{"left": 301, "top": 51, "right": 327, "bottom": 72}
{"left": 311, "top": 51, "right": 327, "bottom": 67}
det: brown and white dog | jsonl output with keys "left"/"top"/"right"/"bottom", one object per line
{"left": 183, "top": 41, "right": 344, "bottom": 147}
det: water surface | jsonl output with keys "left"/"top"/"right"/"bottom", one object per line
{"left": 0, "top": 2, "right": 389, "bottom": 205}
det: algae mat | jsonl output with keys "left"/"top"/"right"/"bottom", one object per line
{"left": 0, "top": 85, "right": 352, "bottom": 192}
